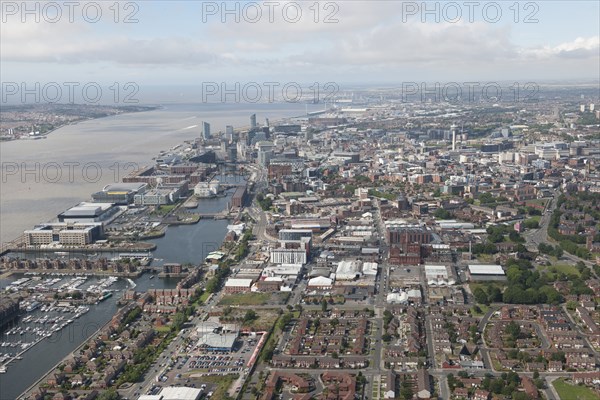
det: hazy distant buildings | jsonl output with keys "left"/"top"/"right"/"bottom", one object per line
{"left": 274, "top": 124, "right": 301, "bottom": 134}
{"left": 250, "top": 114, "right": 257, "bottom": 129}
{"left": 202, "top": 121, "right": 211, "bottom": 139}
{"left": 225, "top": 125, "right": 234, "bottom": 142}
{"left": 258, "top": 150, "right": 273, "bottom": 166}
{"left": 227, "top": 146, "right": 237, "bottom": 161}
{"left": 257, "top": 141, "right": 274, "bottom": 166}
{"left": 451, "top": 124, "right": 457, "bottom": 151}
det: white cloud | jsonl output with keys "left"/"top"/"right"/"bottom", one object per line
{"left": 526, "top": 36, "right": 600, "bottom": 59}
{"left": 1, "top": 1, "right": 598, "bottom": 82}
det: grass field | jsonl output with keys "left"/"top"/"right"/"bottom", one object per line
{"left": 199, "top": 291, "right": 212, "bottom": 303}
{"left": 526, "top": 199, "right": 550, "bottom": 208}
{"left": 553, "top": 378, "right": 600, "bottom": 400}
{"left": 218, "top": 292, "right": 271, "bottom": 306}
{"left": 550, "top": 264, "right": 581, "bottom": 276}
{"left": 476, "top": 254, "right": 497, "bottom": 263}
{"left": 471, "top": 304, "right": 490, "bottom": 316}
{"left": 152, "top": 204, "right": 178, "bottom": 216}
{"left": 199, "top": 374, "right": 238, "bottom": 398}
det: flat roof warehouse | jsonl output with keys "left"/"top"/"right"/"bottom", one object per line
{"left": 468, "top": 265, "right": 505, "bottom": 275}
{"left": 467, "top": 264, "right": 506, "bottom": 281}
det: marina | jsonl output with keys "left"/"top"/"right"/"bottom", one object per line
{"left": 0, "top": 95, "right": 315, "bottom": 399}
{"left": 0, "top": 271, "right": 180, "bottom": 399}
{"left": 0, "top": 274, "right": 123, "bottom": 375}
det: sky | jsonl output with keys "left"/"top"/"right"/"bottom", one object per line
{"left": 1, "top": 0, "right": 599, "bottom": 94}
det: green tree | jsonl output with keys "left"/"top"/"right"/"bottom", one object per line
{"left": 434, "top": 207, "right": 452, "bottom": 219}
{"left": 97, "top": 388, "right": 121, "bottom": 400}
{"left": 383, "top": 310, "right": 393, "bottom": 326}
{"left": 277, "top": 313, "right": 293, "bottom": 330}
{"left": 523, "top": 219, "right": 539, "bottom": 229}
{"left": 344, "top": 184, "right": 357, "bottom": 194}
{"left": 550, "top": 351, "right": 565, "bottom": 363}
{"left": 474, "top": 287, "right": 489, "bottom": 305}
{"left": 506, "top": 321, "right": 521, "bottom": 340}
{"left": 488, "top": 286, "right": 503, "bottom": 303}
{"left": 490, "top": 378, "right": 504, "bottom": 394}
{"left": 243, "top": 310, "right": 258, "bottom": 323}
{"left": 479, "top": 192, "right": 494, "bottom": 204}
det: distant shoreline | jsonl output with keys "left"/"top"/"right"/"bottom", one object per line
{"left": 0, "top": 104, "right": 160, "bottom": 142}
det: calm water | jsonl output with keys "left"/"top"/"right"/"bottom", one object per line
{"left": 0, "top": 101, "right": 295, "bottom": 398}
{"left": 0, "top": 102, "right": 319, "bottom": 243}
{"left": 0, "top": 184, "right": 237, "bottom": 399}
{"left": 149, "top": 182, "right": 237, "bottom": 265}
{"left": 0, "top": 270, "right": 198, "bottom": 399}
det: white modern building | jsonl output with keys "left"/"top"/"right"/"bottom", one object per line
{"left": 194, "top": 180, "right": 220, "bottom": 198}
{"left": 335, "top": 260, "right": 363, "bottom": 280}
{"left": 270, "top": 248, "right": 307, "bottom": 265}
{"left": 24, "top": 222, "right": 104, "bottom": 246}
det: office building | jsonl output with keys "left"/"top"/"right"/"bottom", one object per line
{"left": 270, "top": 248, "right": 308, "bottom": 265}
{"left": 225, "top": 125, "right": 234, "bottom": 141}
{"left": 451, "top": 124, "right": 457, "bottom": 150}
{"left": 202, "top": 121, "right": 211, "bottom": 139}
{"left": 258, "top": 149, "right": 273, "bottom": 166}
{"left": 24, "top": 222, "right": 104, "bottom": 246}
{"left": 278, "top": 229, "right": 313, "bottom": 241}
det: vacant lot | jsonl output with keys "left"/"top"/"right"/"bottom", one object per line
{"left": 219, "top": 292, "right": 289, "bottom": 306}
{"left": 219, "top": 292, "right": 271, "bottom": 306}
{"left": 201, "top": 374, "right": 239, "bottom": 398}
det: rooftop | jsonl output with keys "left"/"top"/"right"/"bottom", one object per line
{"left": 159, "top": 386, "right": 203, "bottom": 400}
{"left": 468, "top": 264, "right": 505, "bottom": 275}
{"left": 224, "top": 278, "right": 254, "bottom": 287}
